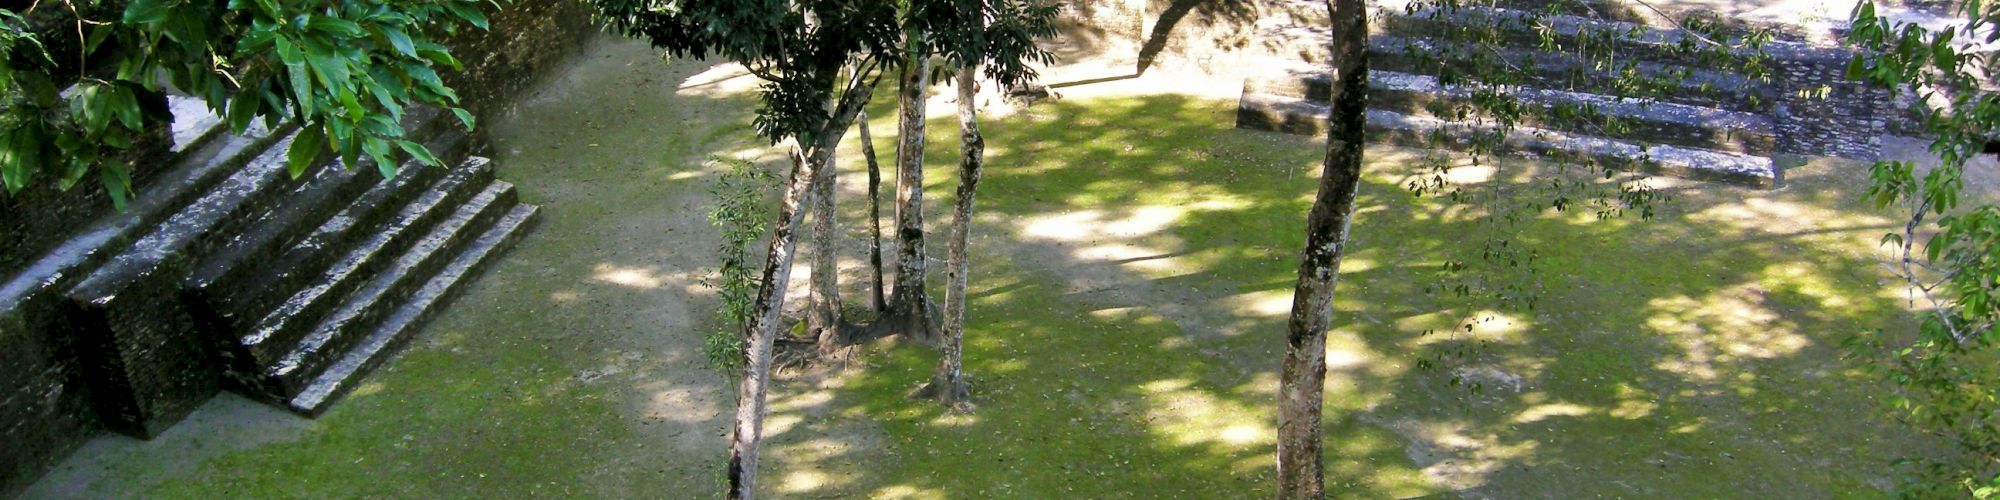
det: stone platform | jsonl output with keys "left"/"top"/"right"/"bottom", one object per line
{"left": 1235, "top": 0, "right": 1899, "bottom": 187}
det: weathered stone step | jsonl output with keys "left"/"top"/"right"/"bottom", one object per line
{"left": 261, "top": 180, "right": 519, "bottom": 398}
{"left": 289, "top": 203, "right": 538, "bottom": 416}
{"left": 1236, "top": 92, "right": 1777, "bottom": 187}
{"left": 1248, "top": 69, "right": 1776, "bottom": 155}
{"left": 0, "top": 122, "right": 282, "bottom": 328}
{"left": 184, "top": 129, "right": 469, "bottom": 337}
{"left": 1480, "top": 0, "right": 1824, "bottom": 42}
{"left": 230, "top": 158, "right": 494, "bottom": 379}
{"left": 0, "top": 97, "right": 231, "bottom": 280}
{"left": 67, "top": 129, "right": 318, "bottom": 305}
{"left": 1367, "top": 35, "right": 1779, "bottom": 114}
{"left": 1371, "top": 1, "right": 1844, "bottom": 66}
{"left": 61, "top": 128, "right": 322, "bottom": 436}
{"left": 167, "top": 95, "right": 227, "bottom": 153}
{"left": 181, "top": 162, "right": 381, "bottom": 316}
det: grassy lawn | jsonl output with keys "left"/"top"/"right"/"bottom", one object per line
{"left": 766, "top": 90, "right": 1924, "bottom": 496}
{"left": 34, "top": 41, "right": 1925, "bottom": 497}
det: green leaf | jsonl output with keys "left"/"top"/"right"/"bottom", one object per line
{"left": 396, "top": 139, "right": 442, "bottom": 167}
{"left": 379, "top": 27, "right": 417, "bottom": 57}
{"left": 275, "top": 38, "right": 315, "bottom": 115}
{"left": 101, "top": 165, "right": 132, "bottom": 211}
{"left": 101, "top": 130, "right": 132, "bottom": 149}
{"left": 110, "top": 86, "right": 143, "bottom": 131}
{"left": 286, "top": 126, "right": 326, "bottom": 178}
{"left": 227, "top": 89, "right": 261, "bottom": 132}
{"left": 239, "top": 24, "right": 277, "bottom": 51}
{"left": 18, "top": 73, "right": 58, "bottom": 106}
{"left": 303, "top": 45, "right": 353, "bottom": 94}
{"left": 451, "top": 108, "right": 476, "bottom": 130}
{"left": 400, "top": 62, "right": 444, "bottom": 90}
{"left": 338, "top": 87, "right": 365, "bottom": 117}
{"left": 361, "top": 137, "right": 397, "bottom": 177}
{"left": 72, "top": 85, "right": 111, "bottom": 134}
{"left": 124, "top": 0, "right": 171, "bottom": 24}
{"left": 444, "top": 1, "right": 489, "bottom": 30}
{"left": 415, "top": 44, "right": 462, "bottom": 70}
{"left": 358, "top": 114, "right": 402, "bottom": 138}
{"left": 329, "top": 119, "right": 359, "bottom": 170}
{"left": 84, "top": 25, "right": 114, "bottom": 54}
{"left": 1, "top": 127, "right": 40, "bottom": 193}
{"left": 307, "top": 16, "right": 366, "bottom": 38}
{"left": 368, "top": 66, "right": 407, "bottom": 96}
{"left": 360, "top": 72, "right": 403, "bottom": 120}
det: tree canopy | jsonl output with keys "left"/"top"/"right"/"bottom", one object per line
{"left": 1845, "top": 0, "right": 2000, "bottom": 494}
{"left": 0, "top": 0, "right": 494, "bottom": 207}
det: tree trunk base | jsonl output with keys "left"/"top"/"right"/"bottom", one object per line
{"left": 908, "top": 376, "right": 973, "bottom": 412}
{"left": 878, "top": 296, "right": 944, "bottom": 345}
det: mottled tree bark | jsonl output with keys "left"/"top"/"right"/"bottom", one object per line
{"left": 926, "top": 63, "right": 984, "bottom": 406}
{"left": 1277, "top": 0, "right": 1367, "bottom": 498}
{"left": 727, "top": 80, "right": 877, "bottom": 500}
{"left": 808, "top": 100, "right": 844, "bottom": 351}
{"left": 888, "top": 53, "right": 936, "bottom": 340}
{"left": 726, "top": 146, "right": 814, "bottom": 500}
{"left": 860, "top": 111, "right": 888, "bottom": 313}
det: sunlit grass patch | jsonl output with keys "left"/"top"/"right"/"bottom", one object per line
{"left": 823, "top": 91, "right": 1925, "bottom": 497}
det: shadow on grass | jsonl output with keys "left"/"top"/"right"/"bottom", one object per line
{"left": 760, "top": 91, "right": 1931, "bottom": 497}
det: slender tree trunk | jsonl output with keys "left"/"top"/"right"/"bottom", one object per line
{"left": 726, "top": 146, "right": 815, "bottom": 500}
{"left": 809, "top": 100, "right": 844, "bottom": 351}
{"left": 860, "top": 111, "right": 888, "bottom": 313}
{"left": 727, "top": 80, "right": 877, "bottom": 500}
{"left": 928, "top": 62, "right": 984, "bottom": 406}
{"left": 888, "top": 53, "right": 935, "bottom": 340}
{"left": 1277, "top": 0, "right": 1367, "bottom": 498}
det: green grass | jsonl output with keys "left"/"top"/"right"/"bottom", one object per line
{"left": 51, "top": 44, "right": 1926, "bottom": 497}
{"left": 785, "top": 91, "right": 1924, "bottom": 496}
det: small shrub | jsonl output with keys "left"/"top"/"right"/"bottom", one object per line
{"left": 700, "top": 157, "right": 775, "bottom": 372}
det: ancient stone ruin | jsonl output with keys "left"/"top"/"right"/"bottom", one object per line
{"left": 1235, "top": 0, "right": 1895, "bottom": 187}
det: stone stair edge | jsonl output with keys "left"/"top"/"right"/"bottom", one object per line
{"left": 1235, "top": 92, "right": 1778, "bottom": 187}
{"left": 261, "top": 178, "right": 518, "bottom": 397}
{"left": 234, "top": 157, "right": 497, "bottom": 372}
{"left": 288, "top": 202, "right": 538, "bottom": 416}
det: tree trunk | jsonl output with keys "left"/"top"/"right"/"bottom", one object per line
{"left": 927, "top": 63, "right": 984, "bottom": 406}
{"left": 727, "top": 80, "right": 877, "bottom": 500}
{"left": 888, "top": 54, "right": 935, "bottom": 340}
{"left": 860, "top": 110, "right": 888, "bottom": 313}
{"left": 726, "top": 147, "right": 816, "bottom": 500}
{"left": 808, "top": 103, "right": 844, "bottom": 351}
{"left": 1277, "top": 0, "right": 1367, "bottom": 498}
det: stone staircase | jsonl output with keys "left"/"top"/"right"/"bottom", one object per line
{"left": 1, "top": 98, "right": 536, "bottom": 437}
{"left": 1236, "top": 0, "right": 1884, "bottom": 187}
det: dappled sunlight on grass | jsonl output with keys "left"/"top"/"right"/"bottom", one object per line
{"left": 675, "top": 64, "right": 762, "bottom": 98}
{"left": 73, "top": 38, "right": 1937, "bottom": 497}
{"left": 872, "top": 484, "right": 950, "bottom": 499}
{"left": 1375, "top": 416, "right": 1542, "bottom": 490}
{"left": 1137, "top": 377, "right": 1272, "bottom": 449}
{"left": 1648, "top": 283, "right": 1810, "bottom": 366}
{"left": 590, "top": 263, "right": 673, "bottom": 288}
{"left": 780, "top": 89, "right": 1932, "bottom": 497}
{"left": 1512, "top": 402, "right": 1594, "bottom": 423}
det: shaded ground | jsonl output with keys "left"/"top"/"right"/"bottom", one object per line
{"left": 28, "top": 37, "right": 1933, "bottom": 497}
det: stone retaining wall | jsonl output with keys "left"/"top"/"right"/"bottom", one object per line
{"left": 1771, "top": 49, "right": 1892, "bottom": 160}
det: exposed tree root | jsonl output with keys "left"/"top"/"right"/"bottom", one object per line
{"left": 908, "top": 376, "right": 975, "bottom": 413}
